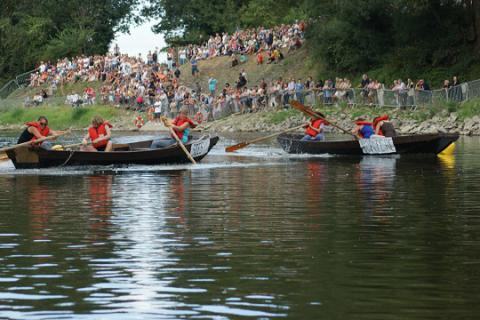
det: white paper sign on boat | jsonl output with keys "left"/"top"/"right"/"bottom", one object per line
{"left": 359, "top": 137, "right": 396, "bottom": 154}
{"left": 190, "top": 139, "right": 210, "bottom": 157}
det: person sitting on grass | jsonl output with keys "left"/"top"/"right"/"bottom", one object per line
{"left": 239, "top": 53, "right": 248, "bottom": 64}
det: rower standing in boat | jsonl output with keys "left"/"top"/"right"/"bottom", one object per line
{"left": 352, "top": 118, "right": 375, "bottom": 139}
{"left": 17, "top": 116, "right": 64, "bottom": 150}
{"left": 373, "top": 115, "right": 397, "bottom": 137}
{"left": 301, "top": 116, "right": 325, "bottom": 141}
{"left": 81, "top": 116, "right": 113, "bottom": 152}
{"left": 151, "top": 107, "right": 197, "bottom": 148}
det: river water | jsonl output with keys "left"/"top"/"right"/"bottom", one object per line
{"left": 0, "top": 132, "right": 479, "bottom": 319}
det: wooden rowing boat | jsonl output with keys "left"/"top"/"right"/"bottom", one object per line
{"left": 6, "top": 135, "right": 219, "bottom": 169}
{"left": 277, "top": 133, "right": 459, "bottom": 155}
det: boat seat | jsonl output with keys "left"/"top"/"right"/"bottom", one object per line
{"left": 112, "top": 144, "right": 131, "bottom": 151}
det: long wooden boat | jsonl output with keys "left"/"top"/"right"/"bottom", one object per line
{"left": 6, "top": 135, "right": 219, "bottom": 169}
{"left": 277, "top": 133, "right": 459, "bottom": 155}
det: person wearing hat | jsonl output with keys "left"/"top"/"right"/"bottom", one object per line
{"left": 352, "top": 118, "right": 375, "bottom": 139}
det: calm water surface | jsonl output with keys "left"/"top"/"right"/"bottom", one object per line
{"left": 0, "top": 133, "right": 479, "bottom": 319}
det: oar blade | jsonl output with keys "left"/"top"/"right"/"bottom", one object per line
{"left": 0, "top": 153, "right": 10, "bottom": 162}
{"left": 225, "top": 142, "right": 249, "bottom": 153}
{"left": 290, "top": 100, "right": 325, "bottom": 118}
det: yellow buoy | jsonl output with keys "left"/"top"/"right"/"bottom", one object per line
{"left": 439, "top": 143, "right": 455, "bottom": 156}
{"left": 51, "top": 145, "right": 64, "bottom": 151}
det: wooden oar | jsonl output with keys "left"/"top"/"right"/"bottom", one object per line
{"left": 161, "top": 116, "right": 197, "bottom": 164}
{"left": 0, "top": 131, "right": 70, "bottom": 161}
{"left": 225, "top": 124, "right": 305, "bottom": 153}
{"left": 290, "top": 100, "right": 357, "bottom": 139}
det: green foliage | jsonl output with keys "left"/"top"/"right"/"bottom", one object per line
{"left": 457, "top": 99, "right": 480, "bottom": 120}
{"left": 43, "top": 28, "right": 96, "bottom": 60}
{"left": 0, "top": 0, "right": 139, "bottom": 86}
{"left": 305, "top": 0, "right": 478, "bottom": 79}
{"left": 240, "top": 0, "right": 306, "bottom": 28}
{"left": 145, "top": 0, "right": 305, "bottom": 45}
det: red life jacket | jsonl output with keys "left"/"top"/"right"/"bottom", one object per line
{"left": 88, "top": 122, "right": 113, "bottom": 148}
{"left": 305, "top": 119, "right": 324, "bottom": 137}
{"left": 172, "top": 116, "right": 196, "bottom": 140}
{"left": 25, "top": 122, "right": 50, "bottom": 141}
{"left": 373, "top": 115, "right": 389, "bottom": 136}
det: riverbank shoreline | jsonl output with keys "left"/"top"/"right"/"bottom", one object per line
{"left": 200, "top": 107, "right": 480, "bottom": 136}
{"left": 0, "top": 104, "right": 479, "bottom": 136}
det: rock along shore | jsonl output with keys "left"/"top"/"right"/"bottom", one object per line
{"left": 198, "top": 110, "right": 480, "bottom": 136}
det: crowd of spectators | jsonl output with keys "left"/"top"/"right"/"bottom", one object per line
{"left": 177, "top": 22, "right": 305, "bottom": 65}
{"left": 23, "top": 21, "right": 465, "bottom": 120}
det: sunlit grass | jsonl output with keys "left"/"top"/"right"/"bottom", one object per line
{"left": 0, "top": 105, "right": 123, "bottom": 129}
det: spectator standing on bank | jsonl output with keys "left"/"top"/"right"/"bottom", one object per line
{"left": 191, "top": 57, "right": 199, "bottom": 77}
{"left": 208, "top": 76, "right": 218, "bottom": 96}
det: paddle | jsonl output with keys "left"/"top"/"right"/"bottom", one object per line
{"left": 161, "top": 116, "right": 197, "bottom": 164}
{"left": 225, "top": 124, "right": 305, "bottom": 153}
{"left": 289, "top": 100, "right": 357, "bottom": 139}
{"left": 0, "top": 131, "right": 70, "bottom": 153}
{"left": 0, "top": 131, "right": 70, "bottom": 161}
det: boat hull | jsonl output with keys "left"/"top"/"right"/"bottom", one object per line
{"left": 7, "top": 135, "right": 219, "bottom": 169}
{"left": 277, "top": 133, "right": 459, "bottom": 155}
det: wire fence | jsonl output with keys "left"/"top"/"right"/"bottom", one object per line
{"left": 0, "top": 69, "right": 38, "bottom": 99}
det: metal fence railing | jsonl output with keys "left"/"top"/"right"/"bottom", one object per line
{"left": 2, "top": 68, "right": 480, "bottom": 120}
{"left": 0, "top": 69, "right": 38, "bottom": 99}
{"left": 0, "top": 81, "right": 20, "bottom": 99}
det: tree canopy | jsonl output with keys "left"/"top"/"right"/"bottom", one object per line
{"left": 145, "top": 0, "right": 480, "bottom": 80}
{"left": 0, "top": 0, "right": 138, "bottom": 85}
{"left": 2, "top": 0, "right": 480, "bottom": 86}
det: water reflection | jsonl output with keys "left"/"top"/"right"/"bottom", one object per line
{"left": 0, "top": 137, "right": 480, "bottom": 319}
{"left": 355, "top": 156, "right": 397, "bottom": 222}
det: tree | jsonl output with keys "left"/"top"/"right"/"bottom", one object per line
{"left": 0, "top": 0, "right": 139, "bottom": 86}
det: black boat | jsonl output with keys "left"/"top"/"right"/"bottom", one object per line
{"left": 6, "top": 135, "right": 219, "bottom": 169}
{"left": 277, "top": 133, "right": 459, "bottom": 155}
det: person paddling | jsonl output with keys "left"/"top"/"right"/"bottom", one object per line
{"left": 81, "top": 116, "right": 113, "bottom": 152}
{"left": 372, "top": 115, "right": 397, "bottom": 137}
{"left": 301, "top": 116, "right": 326, "bottom": 141}
{"left": 151, "top": 107, "right": 197, "bottom": 148}
{"left": 352, "top": 118, "right": 374, "bottom": 139}
{"left": 17, "top": 116, "right": 64, "bottom": 150}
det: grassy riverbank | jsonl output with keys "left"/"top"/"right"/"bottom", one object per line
{"left": 1, "top": 95, "right": 480, "bottom": 135}
{"left": 0, "top": 105, "right": 136, "bottom": 130}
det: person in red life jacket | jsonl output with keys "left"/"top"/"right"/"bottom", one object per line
{"left": 301, "top": 115, "right": 326, "bottom": 141}
{"left": 151, "top": 107, "right": 197, "bottom": 148}
{"left": 372, "top": 115, "right": 397, "bottom": 137}
{"left": 81, "top": 116, "right": 113, "bottom": 152}
{"left": 17, "top": 116, "right": 64, "bottom": 149}
{"left": 352, "top": 118, "right": 375, "bottom": 139}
